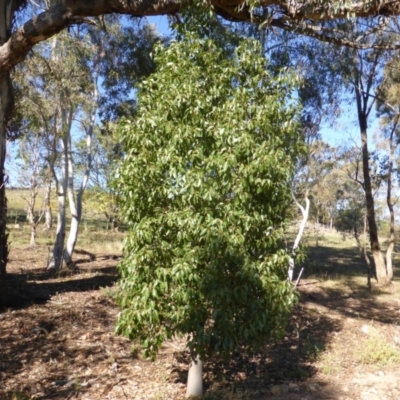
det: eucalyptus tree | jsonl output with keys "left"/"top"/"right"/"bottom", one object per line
{"left": 18, "top": 29, "right": 96, "bottom": 271}
{"left": 306, "top": 20, "right": 398, "bottom": 285}
{"left": 115, "top": 36, "right": 303, "bottom": 397}
{"left": 13, "top": 133, "right": 48, "bottom": 246}
{"left": 343, "top": 28, "right": 395, "bottom": 285}
{"left": 375, "top": 54, "right": 400, "bottom": 283}
{"left": 335, "top": 146, "right": 376, "bottom": 285}
{"left": 0, "top": 0, "right": 26, "bottom": 298}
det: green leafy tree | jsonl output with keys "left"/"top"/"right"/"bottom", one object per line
{"left": 115, "top": 36, "right": 303, "bottom": 396}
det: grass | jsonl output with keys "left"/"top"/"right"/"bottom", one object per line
{"left": 7, "top": 187, "right": 125, "bottom": 254}
{"left": 354, "top": 326, "right": 400, "bottom": 366}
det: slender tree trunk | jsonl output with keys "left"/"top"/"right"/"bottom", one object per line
{"left": 48, "top": 105, "right": 72, "bottom": 272}
{"left": 64, "top": 73, "right": 97, "bottom": 266}
{"left": 43, "top": 178, "right": 52, "bottom": 230}
{"left": 30, "top": 224, "right": 37, "bottom": 247}
{"left": 356, "top": 94, "right": 389, "bottom": 285}
{"left": 64, "top": 133, "right": 76, "bottom": 267}
{"left": 385, "top": 121, "right": 396, "bottom": 283}
{"left": 28, "top": 174, "right": 37, "bottom": 246}
{"left": 186, "top": 353, "right": 203, "bottom": 398}
{"left": 354, "top": 213, "right": 373, "bottom": 289}
{"left": 47, "top": 140, "right": 67, "bottom": 271}
{"left": 288, "top": 189, "right": 310, "bottom": 281}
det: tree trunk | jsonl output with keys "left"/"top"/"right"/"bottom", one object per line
{"left": 288, "top": 189, "right": 310, "bottom": 281}
{"left": 186, "top": 354, "right": 203, "bottom": 398}
{"left": 0, "top": 0, "right": 20, "bottom": 303}
{"left": 27, "top": 169, "right": 40, "bottom": 247}
{"left": 64, "top": 71, "right": 97, "bottom": 266}
{"left": 354, "top": 213, "right": 373, "bottom": 289}
{"left": 0, "top": 75, "right": 9, "bottom": 299}
{"left": 43, "top": 178, "right": 52, "bottom": 230}
{"left": 48, "top": 119, "right": 69, "bottom": 272}
{"left": 385, "top": 120, "right": 396, "bottom": 283}
{"left": 356, "top": 94, "right": 390, "bottom": 285}
{"left": 30, "top": 223, "right": 36, "bottom": 247}
{"left": 47, "top": 163, "right": 66, "bottom": 271}
{"left": 64, "top": 133, "right": 76, "bottom": 267}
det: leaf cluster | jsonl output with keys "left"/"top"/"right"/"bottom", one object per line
{"left": 115, "top": 36, "right": 303, "bottom": 360}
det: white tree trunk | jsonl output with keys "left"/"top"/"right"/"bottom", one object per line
{"left": 384, "top": 119, "right": 396, "bottom": 283}
{"left": 288, "top": 190, "right": 310, "bottom": 281}
{"left": 64, "top": 72, "right": 98, "bottom": 266}
{"left": 43, "top": 178, "right": 52, "bottom": 230}
{"left": 64, "top": 133, "right": 77, "bottom": 267}
{"left": 28, "top": 174, "right": 37, "bottom": 246}
{"left": 47, "top": 139, "right": 67, "bottom": 271}
{"left": 48, "top": 102, "right": 72, "bottom": 272}
{"left": 30, "top": 224, "right": 36, "bottom": 247}
{"left": 186, "top": 354, "right": 203, "bottom": 398}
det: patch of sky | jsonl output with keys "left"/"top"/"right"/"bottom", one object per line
{"left": 321, "top": 106, "right": 381, "bottom": 150}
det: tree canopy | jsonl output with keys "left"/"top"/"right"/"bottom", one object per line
{"left": 115, "top": 35, "right": 303, "bottom": 359}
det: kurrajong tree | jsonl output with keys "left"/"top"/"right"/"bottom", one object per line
{"left": 115, "top": 35, "right": 303, "bottom": 397}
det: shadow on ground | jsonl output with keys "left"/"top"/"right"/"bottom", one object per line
{"left": 2, "top": 243, "right": 399, "bottom": 399}
{"left": 295, "top": 244, "right": 400, "bottom": 326}
{"left": 302, "top": 245, "right": 369, "bottom": 278}
{"left": 0, "top": 256, "right": 120, "bottom": 311}
{"left": 170, "top": 304, "right": 343, "bottom": 399}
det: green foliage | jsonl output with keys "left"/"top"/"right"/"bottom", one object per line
{"left": 115, "top": 36, "right": 303, "bottom": 360}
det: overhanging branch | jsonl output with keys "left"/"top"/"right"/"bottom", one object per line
{"left": 2, "top": 0, "right": 400, "bottom": 78}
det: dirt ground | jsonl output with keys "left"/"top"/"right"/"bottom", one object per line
{"left": 2, "top": 244, "right": 400, "bottom": 400}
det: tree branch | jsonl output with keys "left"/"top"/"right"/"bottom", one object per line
{"left": 2, "top": 0, "right": 400, "bottom": 79}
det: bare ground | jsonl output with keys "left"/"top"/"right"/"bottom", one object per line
{"left": 2, "top": 244, "right": 400, "bottom": 400}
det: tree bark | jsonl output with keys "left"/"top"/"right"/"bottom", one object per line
{"left": 354, "top": 213, "right": 373, "bottom": 289}
{"left": 0, "top": 0, "right": 24, "bottom": 303}
{"left": 43, "top": 178, "right": 52, "bottom": 230}
{"left": 356, "top": 92, "right": 390, "bottom": 285}
{"left": 48, "top": 102, "right": 72, "bottom": 272}
{"left": 0, "top": 74, "right": 10, "bottom": 298}
{"left": 385, "top": 119, "right": 397, "bottom": 283}
{"left": 47, "top": 134, "right": 67, "bottom": 271}
{"left": 28, "top": 173, "right": 37, "bottom": 246}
